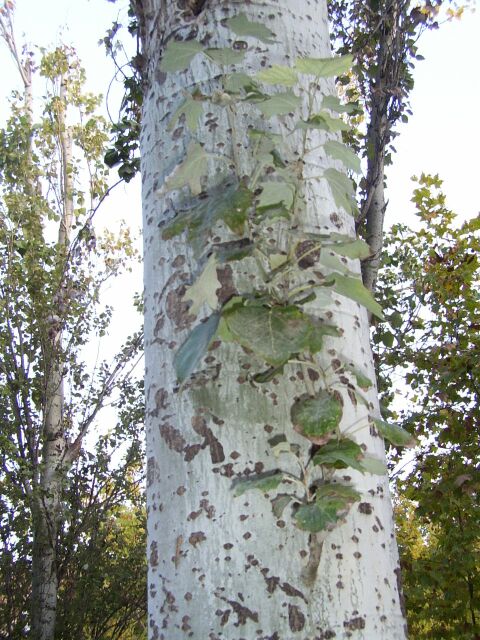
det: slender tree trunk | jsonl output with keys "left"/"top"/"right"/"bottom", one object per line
{"left": 31, "top": 77, "right": 73, "bottom": 640}
{"left": 138, "top": 1, "right": 407, "bottom": 637}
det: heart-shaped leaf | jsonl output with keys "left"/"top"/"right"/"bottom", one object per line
{"left": 290, "top": 391, "right": 342, "bottom": 444}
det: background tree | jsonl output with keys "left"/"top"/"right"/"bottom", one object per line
{"left": 0, "top": 5, "right": 145, "bottom": 638}
{"left": 375, "top": 174, "right": 480, "bottom": 638}
{"left": 328, "top": 0, "right": 466, "bottom": 291}
{"left": 134, "top": 0, "right": 408, "bottom": 637}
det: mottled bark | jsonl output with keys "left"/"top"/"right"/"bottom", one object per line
{"left": 138, "top": 1, "right": 407, "bottom": 637}
{"left": 31, "top": 78, "right": 72, "bottom": 640}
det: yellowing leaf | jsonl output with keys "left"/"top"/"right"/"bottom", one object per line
{"left": 164, "top": 142, "right": 209, "bottom": 195}
{"left": 295, "top": 54, "right": 353, "bottom": 77}
{"left": 183, "top": 255, "right": 221, "bottom": 315}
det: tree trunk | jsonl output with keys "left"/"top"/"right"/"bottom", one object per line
{"left": 31, "top": 77, "right": 73, "bottom": 640}
{"left": 138, "top": 1, "right": 408, "bottom": 637}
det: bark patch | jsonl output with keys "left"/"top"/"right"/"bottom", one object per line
{"left": 288, "top": 604, "right": 306, "bottom": 632}
{"left": 192, "top": 414, "right": 225, "bottom": 463}
{"left": 160, "top": 424, "right": 186, "bottom": 452}
{"left": 227, "top": 599, "right": 259, "bottom": 626}
{"left": 189, "top": 531, "right": 207, "bottom": 547}
{"left": 343, "top": 617, "right": 365, "bottom": 631}
{"left": 281, "top": 582, "right": 307, "bottom": 602}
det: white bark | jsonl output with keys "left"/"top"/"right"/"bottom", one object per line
{"left": 139, "top": 1, "right": 407, "bottom": 638}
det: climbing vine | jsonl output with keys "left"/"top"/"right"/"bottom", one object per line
{"left": 158, "top": 14, "right": 414, "bottom": 543}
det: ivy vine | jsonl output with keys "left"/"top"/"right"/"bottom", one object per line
{"left": 159, "top": 15, "right": 415, "bottom": 542}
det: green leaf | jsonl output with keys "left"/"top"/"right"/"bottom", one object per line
{"left": 257, "top": 181, "right": 295, "bottom": 210}
{"left": 226, "top": 13, "right": 276, "bottom": 44}
{"left": 295, "top": 54, "right": 353, "bottom": 77}
{"left": 322, "top": 95, "right": 358, "bottom": 114}
{"left": 174, "top": 313, "right": 220, "bottom": 382}
{"left": 323, "top": 167, "right": 358, "bottom": 216}
{"left": 257, "top": 91, "right": 301, "bottom": 118}
{"left": 290, "top": 391, "right": 343, "bottom": 444}
{"left": 183, "top": 255, "right": 221, "bottom": 315}
{"left": 296, "top": 111, "right": 350, "bottom": 132}
{"left": 233, "top": 472, "right": 285, "bottom": 497}
{"left": 223, "top": 303, "right": 313, "bottom": 366}
{"left": 256, "top": 65, "right": 298, "bottom": 87}
{"left": 160, "top": 40, "right": 204, "bottom": 72}
{"left": 168, "top": 95, "right": 203, "bottom": 132}
{"left": 360, "top": 455, "right": 387, "bottom": 475}
{"left": 162, "top": 180, "right": 253, "bottom": 244}
{"left": 326, "top": 273, "right": 384, "bottom": 319}
{"left": 164, "top": 142, "right": 209, "bottom": 195}
{"left": 342, "top": 363, "right": 373, "bottom": 390}
{"left": 324, "top": 140, "right": 361, "bottom": 174}
{"left": 306, "top": 320, "right": 342, "bottom": 353}
{"left": 312, "top": 438, "right": 365, "bottom": 472}
{"left": 374, "top": 418, "right": 417, "bottom": 448}
{"left": 205, "top": 48, "right": 245, "bottom": 66}
{"left": 294, "top": 484, "right": 359, "bottom": 533}
{"left": 329, "top": 238, "right": 371, "bottom": 259}
{"left": 224, "top": 72, "right": 254, "bottom": 93}
{"left": 271, "top": 494, "right": 293, "bottom": 519}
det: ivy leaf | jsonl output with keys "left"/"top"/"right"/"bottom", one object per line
{"left": 257, "top": 181, "right": 295, "bottom": 210}
{"left": 329, "top": 238, "right": 371, "bottom": 259}
{"left": 168, "top": 94, "right": 203, "bottom": 132}
{"left": 313, "top": 438, "right": 365, "bottom": 472}
{"left": 374, "top": 418, "right": 417, "bottom": 448}
{"left": 342, "top": 363, "right": 373, "bottom": 390}
{"left": 295, "top": 54, "right": 353, "bottom": 77}
{"left": 324, "top": 140, "right": 361, "bottom": 174}
{"left": 290, "top": 391, "right": 343, "bottom": 444}
{"left": 174, "top": 313, "right": 220, "bottom": 382}
{"left": 160, "top": 40, "right": 205, "bottom": 72}
{"left": 183, "top": 255, "right": 221, "bottom": 315}
{"left": 233, "top": 472, "right": 286, "bottom": 497}
{"left": 164, "top": 142, "right": 209, "bottom": 195}
{"left": 326, "top": 273, "right": 384, "bottom": 320}
{"left": 256, "top": 65, "right": 298, "bottom": 87}
{"left": 296, "top": 111, "right": 350, "bottom": 132}
{"left": 205, "top": 48, "right": 246, "bottom": 66}
{"left": 226, "top": 13, "right": 276, "bottom": 44}
{"left": 322, "top": 95, "right": 359, "bottom": 114}
{"left": 271, "top": 494, "right": 293, "bottom": 519}
{"left": 294, "top": 484, "right": 359, "bottom": 533}
{"left": 222, "top": 303, "right": 313, "bottom": 366}
{"left": 307, "top": 321, "right": 342, "bottom": 353}
{"left": 224, "top": 72, "right": 254, "bottom": 93}
{"left": 323, "top": 167, "right": 358, "bottom": 216}
{"left": 360, "top": 455, "right": 387, "bottom": 475}
{"left": 162, "top": 180, "right": 253, "bottom": 244}
{"left": 257, "top": 91, "right": 301, "bottom": 118}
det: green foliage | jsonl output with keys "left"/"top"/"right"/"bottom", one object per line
{"left": 376, "top": 175, "right": 480, "bottom": 637}
{"left": 291, "top": 392, "right": 343, "bottom": 444}
{"left": 0, "top": 40, "right": 145, "bottom": 639}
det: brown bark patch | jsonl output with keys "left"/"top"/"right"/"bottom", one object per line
{"left": 150, "top": 541, "right": 159, "bottom": 567}
{"left": 358, "top": 502, "right": 373, "bottom": 515}
{"left": 288, "top": 604, "right": 306, "bottom": 632}
{"left": 160, "top": 423, "right": 186, "bottom": 453}
{"left": 343, "top": 617, "right": 365, "bottom": 631}
{"left": 192, "top": 414, "right": 225, "bottom": 463}
{"left": 215, "top": 264, "right": 236, "bottom": 304}
{"left": 227, "top": 599, "right": 259, "bottom": 626}
{"left": 281, "top": 582, "right": 307, "bottom": 602}
{"left": 166, "top": 285, "right": 194, "bottom": 329}
{"left": 189, "top": 531, "right": 207, "bottom": 547}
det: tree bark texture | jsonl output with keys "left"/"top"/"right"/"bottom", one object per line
{"left": 138, "top": 1, "right": 408, "bottom": 638}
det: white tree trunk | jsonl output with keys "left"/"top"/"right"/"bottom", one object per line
{"left": 138, "top": 1, "right": 408, "bottom": 637}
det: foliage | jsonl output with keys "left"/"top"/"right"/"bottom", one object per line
{"left": 0, "top": 17, "right": 145, "bottom": 639}
{"left": 376, "top": 174, "right": 480, "bottom": 637}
